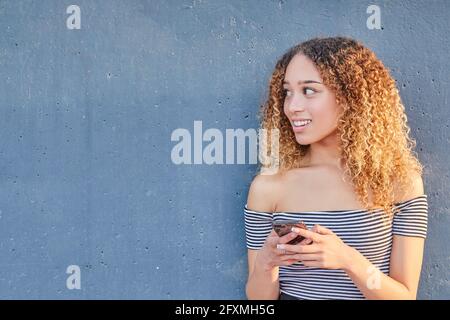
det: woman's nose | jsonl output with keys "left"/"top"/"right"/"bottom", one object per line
{"left": 285, "top": 95, "right": 306, "bottom": 113}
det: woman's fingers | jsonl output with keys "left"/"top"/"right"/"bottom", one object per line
{"left": 277, "top": 243, "right": 320, "bottom": 254}
{"left": 278, "top": 231, "right": 299, "bottom": 244}
{"left": 278, "top": 259, "right": 299, "bottom": 266}
{"left": 299, "top": 238, "right": 312, "bottom": 245}
{"left": 313, "top": 224, "right": 334, "bottom": 235}
{"left": 275, "top": 232, "right": 301, "bottom": 255}
{"left": 302, "top": 261, "right": 322, "bottom": 268}
{"left": 267, "top": 225, "right": 331, "bottom": 267}
{"left": 280, "top": 253, "right": 320, "bottom": 261}
{"left": 266, "top": 230, "right": 282, "bottom": 246}
{"left": 291, "top": 227, "right": 323, "bottom": 243}
{"left": 268, "top": 229, "right": 296, "bottom": 246}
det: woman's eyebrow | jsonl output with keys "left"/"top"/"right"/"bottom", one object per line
{"left": 283, "top": 80, "right": 322, "bottom": 85}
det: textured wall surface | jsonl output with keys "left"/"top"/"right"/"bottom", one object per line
{"left": 0, "top": 0, "right": 448, "bottom": 299}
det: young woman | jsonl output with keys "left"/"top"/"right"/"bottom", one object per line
{"left": 244, "top": 36, "right": 428, "bottom": 300}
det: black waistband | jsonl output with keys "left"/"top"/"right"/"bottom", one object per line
{"left": 279, "top": 292, "right": 301, "bottom": 300}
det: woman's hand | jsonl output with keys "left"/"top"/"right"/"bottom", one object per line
{"left": 255, "top": 229, "right": 312, "bottom": 271}
{"left": 276, "top": 224, "right": 353, "bottom": 270}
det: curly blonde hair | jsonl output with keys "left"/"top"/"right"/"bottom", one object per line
{"left": 257, "top": 36, "right": 424, "bottom": 219}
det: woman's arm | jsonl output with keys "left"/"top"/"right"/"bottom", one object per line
{"left": 343, "top": 234, "right": 425, "bottom": 299}
{"left": 245, "top": 174, "right": 281, "bottom": 300}
{"left": 345, "top": 172, "right": 427, "bottom": 299}
{"left": 246, "top": 250, "right": 280, "bottom": 300}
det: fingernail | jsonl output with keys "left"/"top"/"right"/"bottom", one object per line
{"left": 277, "top": 244, "right": 285, "bottom": 250}
{"left": 291, "top": 227, "right": 300, "bottom": 233}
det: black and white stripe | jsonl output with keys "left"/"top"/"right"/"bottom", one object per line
{"left": 244, "top": 194, "right": 428, "bottom": 300}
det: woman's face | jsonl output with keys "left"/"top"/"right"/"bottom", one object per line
{"left": 283, "top": 54, "right": 341, "bottom": 145}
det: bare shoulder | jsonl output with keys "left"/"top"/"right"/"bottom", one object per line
{"left": 394, "top": 170, "right": 425, "bottom": 203}
{"left": 246, "top": 171, "right": 283, "bottom": 213}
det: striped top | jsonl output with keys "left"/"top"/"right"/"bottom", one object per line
{"left": 244, "top": 194, "right": 428, "bottom": 300}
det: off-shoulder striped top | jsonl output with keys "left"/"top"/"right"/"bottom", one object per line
{"left": 244, "top": 194, "right": 428, "bottom": 300}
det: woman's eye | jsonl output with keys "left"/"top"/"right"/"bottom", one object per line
{"left": 304, "top": 87, "right": 315, "bottom": 95}
{"left": 284, "top": 88, "right": 315, "bottom": 98}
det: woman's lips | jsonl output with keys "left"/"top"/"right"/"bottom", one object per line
{"left": 292, "top": 121, "right": 312, "bottom": 133}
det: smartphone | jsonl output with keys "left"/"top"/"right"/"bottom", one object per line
{"left": 273, "top": 220, "right": 308, "bottom": 245}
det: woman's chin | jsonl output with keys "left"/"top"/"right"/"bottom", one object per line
{"left": 295, "top": 138, "right": 311, "bottom": 146}
{"left": 293, "top": 133, "right": 309, "bottom": 144}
